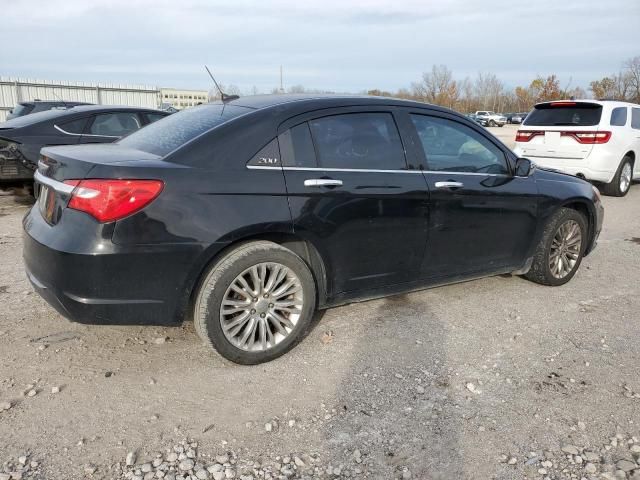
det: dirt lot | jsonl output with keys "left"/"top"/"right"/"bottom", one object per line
{"left": 2, "top": 125, "right": 640, "bottom": 480}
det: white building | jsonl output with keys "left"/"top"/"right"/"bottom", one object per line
{"left": 160, "top": 88, "right": 209, "bottom": 110}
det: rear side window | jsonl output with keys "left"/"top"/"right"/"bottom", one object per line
{"left": 89, "top": 112, "right": 141, "bottom": 137}
{"left": 632, "top": 108, "right": 640, "bottom": 130}
{"left": 610, "top": 107, "right": 628, "bottom": 126}
{"left": 411, "top": 114, "right": 509, "bottom": 175}
{"left": 118, "top": 104, "right": 251, "bottom": 156}
{"left": 57, "top": 117, "right": 88, "bottom": 134}
{"left": 524, "top": 103, "right": 602, "bottom": 126}
{"left": 279, "top": 123, "right": 316, "bottom": 167}
{"left": 308, "top": 113, "right": 406, "bottom": 170}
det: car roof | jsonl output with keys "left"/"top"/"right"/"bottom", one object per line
{"left": 222, "top": 93, "right": 448, "bottom": 112}
{"left": 0, "top": 105, "right": 166, "bottom": 128}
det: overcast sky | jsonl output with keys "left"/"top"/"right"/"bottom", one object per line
{"left": 2, "top": 0, "right": 638, "bottom": 93}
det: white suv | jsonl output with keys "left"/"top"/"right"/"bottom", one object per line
{"left": 513, "top": 100, "right": 640, "bottom": 196}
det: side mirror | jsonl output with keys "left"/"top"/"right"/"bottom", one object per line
{"left": 515, "top": 157, "right": 533, "bottom": 177}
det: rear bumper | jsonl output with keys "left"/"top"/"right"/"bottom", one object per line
{"left": 23, "top": 206, "right": 207, "bottom": 325}
{"left": 514, "top": 148, "right": 619, "bottom": 184}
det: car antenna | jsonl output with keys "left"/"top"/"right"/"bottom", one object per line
{"left": 50, "top": 90, "right": 69, "bottom": 109}
{"left": 204, "top": 65, "right": 239, "bottom": 102}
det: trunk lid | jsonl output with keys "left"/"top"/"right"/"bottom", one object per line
{"left": 35, "top": 143, "right": 164, "bottom": 225}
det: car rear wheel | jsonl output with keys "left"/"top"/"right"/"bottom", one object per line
{"left": 524, "top": 208, "right": 587, "bottom": 286}
{"left": 603, "top": 156, "right": 633, "bottom": 197}
{"left": 489, "top": 120, "right": 496, "bottom": 127}
{"left": 193, "top": 241, "right": 317, "bottom": 364}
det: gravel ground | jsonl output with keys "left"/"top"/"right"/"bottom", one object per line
{"left": 1, "top": 126, "right": 640, "bottom": 479}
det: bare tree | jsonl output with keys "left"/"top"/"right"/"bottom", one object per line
{"left": 623, "top": 56, "right": 640, "bottom": 102}
{"left": 412, "top": 65, "right": 459, "bottom": 109}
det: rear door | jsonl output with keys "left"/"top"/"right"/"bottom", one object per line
{"left": 276, "top": 108, "right": 430, "bottom": 295}
{"left": 80, "top": 111, "right": 144, "bottom": 144}
{"left": 405, "top": 111, "right": 538, "bottom": 279}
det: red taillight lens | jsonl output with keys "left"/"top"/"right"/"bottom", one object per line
{"left": 561, "top": 131, "right": 611, "bottom": 144}
{"left": 515, "top": 130, "right": 543, "bottom": 142}
{"left": 550, "top": 101, "right": 576, "bottom": 106}
{"left": 63, "top": 179, "right": 164, "bottom": 223}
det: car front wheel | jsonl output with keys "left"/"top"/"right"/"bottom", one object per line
{"left": 193, "top": 241, "right": 317, "bottom": 364}
{"left": 525, "top": 208, "right": 587, "bottom": 286}
{"left": 603, "top": 156, "right": 633, "bottom": 197}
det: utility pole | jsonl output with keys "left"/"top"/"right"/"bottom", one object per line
{"left": 279, "top": 65, "right": 284, "bottom": 93}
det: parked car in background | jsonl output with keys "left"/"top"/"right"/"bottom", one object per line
{"left": 475, "top": 111, "right": 507, "bottom": 127}
{"left": 466, "top": 113, "right": 487, "bottom": 126}
{"left": 514, "top": 100, "right": 640, "bottom": 196}
{"left": 506, "top": 113, "right": 524, "bottom": 124}
{"left": 24, "top": 95, "right": 603, "bottom": 364}
{"left": 6, "top": 100, "right": 93, "bottom": 120}
{"left": 0, "top": 105, "right": 169, "bottom": 182}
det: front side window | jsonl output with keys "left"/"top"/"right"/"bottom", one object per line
{"left": 632, "top": 108, "right": 640, "bottom": 130}
{"left": 411, "top": 115, "right": 509, "bottom": 175}
{"left": 89, "top": 112, "right": 141, "bottom": 137}
{"left": 308, "top": 113, "right": 406, "bottom": 170}
{"left": 610, "top": 107, "right": 628, "bottom": 126}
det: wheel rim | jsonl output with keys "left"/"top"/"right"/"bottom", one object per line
{"left": 548, "top": 220, "right": 582, "bottom": 279}
{"left": 620, "top": 162, "right": 632, "bottom": 193}
{"left": 220, "top": 262, "right": 304, "bottom": 352}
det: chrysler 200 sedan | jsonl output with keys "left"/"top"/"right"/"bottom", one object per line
{"left": 23, "top": 95, "right": 604, "bottom": 364}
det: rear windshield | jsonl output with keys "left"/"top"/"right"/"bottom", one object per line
{"left": 12, "top": 103, "right": 34, "bottom": 117}
{"left": 523, "top": 103, "right": 602, "bottom": 126}
{"left": 118, "top": 104, "right": 251, "bottom": 156}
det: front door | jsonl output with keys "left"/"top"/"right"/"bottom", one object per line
{"left": 278, "top": 110, "right": 430, "bottom": 295}
{"left": 406, "top": 112, "right": 538, "bottom": 279}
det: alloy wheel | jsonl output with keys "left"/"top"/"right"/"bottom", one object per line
{"left": 548, "top": 220, "right": 582, "bottom": 279}
{"left": 219, "top": 262, "right": 304, "bottom": 352}
{"left": 620, "top": 162, "right": 632, "bottom": 193}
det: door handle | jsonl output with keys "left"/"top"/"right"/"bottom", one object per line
{"left": 435, "top": 181, "right": 464, "bottom": 189}
{"left": 304, "top": 179, "right": 343, "bottom": 188}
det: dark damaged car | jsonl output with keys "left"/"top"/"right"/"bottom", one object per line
{"left": 0, "top": 106, "right": 169, "bottom": 182}
{"left": 23, "top": 95, "right": 604, "bottom": 364}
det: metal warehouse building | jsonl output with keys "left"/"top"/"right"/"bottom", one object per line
{"left": 0, "top": 77, "right": 162, "bottom": 122}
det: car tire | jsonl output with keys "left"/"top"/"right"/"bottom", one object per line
{"left": 524, "top": 208, "right": 587, "bottom": 286}
{"left": 193, "top": 241, "right": 317, "bottom": 365}
{"left": 489, "top": 120, "right": 496, "bottom": 127}
{"left": 603, "top": 156, "right": 633, "bottom": 197}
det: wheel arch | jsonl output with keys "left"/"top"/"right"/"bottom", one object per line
{"left": 557, "top": 198, "right": 596, "bottom": 254}
{"left": 176, "top": 232, "right": 329, "bottom": 325}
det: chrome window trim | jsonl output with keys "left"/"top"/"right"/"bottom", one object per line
{"left": 54, "top": 124, "right": 119, "bottom": 138}
{"left": 33, "top": 170, "right": 76, "bottom": 194}
{"left": 246, "top": 165, "right": 509, "bottom": 177}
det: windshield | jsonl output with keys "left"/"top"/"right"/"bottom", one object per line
{"left": 524, "top": 102, "right": 602, "bottom": 126}
{"left": 118, "top": 103, "right": 252, "bottom": 156}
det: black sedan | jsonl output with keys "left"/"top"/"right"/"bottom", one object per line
{"left": 0, "top": 105, "right": 169, "bottom": 181}
{"left": 23, "top": 95, "right": 604, "bottom": 364}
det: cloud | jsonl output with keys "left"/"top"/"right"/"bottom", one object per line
{"left": 1, "top": 0, "right": 638, "bottom": 92}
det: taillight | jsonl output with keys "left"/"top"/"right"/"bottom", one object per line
{"left": 515, "top": 130, "right": 543, "bottom": 142}
{"left": 63, "top": 179, "right": 164, "bottom": 223}
{"left": 561, "top": 131, "right": 611, "bottom": 144}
